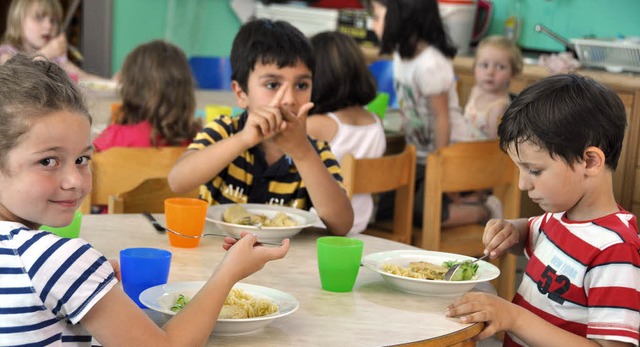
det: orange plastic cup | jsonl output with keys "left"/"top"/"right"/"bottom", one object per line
{"left": 164, "top": 197, "right": 208, "bottom": 248}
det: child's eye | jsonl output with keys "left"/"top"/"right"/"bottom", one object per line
{"left": 39, "top": 157, "right": 59, "bottom": 167}
{"left": 265, "top": 82, "right": 279, "bottom": 90}
{"left": 528, "top": 169, "right": 542, "bottom": 176}
{"left": 295, "top": 82, "right": 310, "bottom": 91}
{"left": 496, "top": 64, "right": 506, "bottom": 71}
{"left": 76, "top": 155, "right": 91, "bottom": 166}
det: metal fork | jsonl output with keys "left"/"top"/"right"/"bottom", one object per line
{"left": 163, "top": 226, "right": 281, "bottom": 246}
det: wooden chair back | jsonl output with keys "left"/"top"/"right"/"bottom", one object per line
{"left": 79, "top": 146, "right": 188, "bottom": 213}
{"left": 341, "top": 145, "right": 416, "bottom": 244}
{"left": 108, "top": 177, "right": 199, "bottom": 214}
{"left": 417, "top": 140, "right": 521, "bottom": 300}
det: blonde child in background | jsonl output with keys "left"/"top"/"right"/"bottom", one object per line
{"left": 451, "top": 35, "right": 523, "bottom": 142}
{"left": 371, "top": 0, "right": 494, "bottom": 228}
{"left": 0, "top": 0, "right": 107, "bottom": 81}
{"left": 307, "top": 31, "right": 386, "bottom": 235}
{"left": 446, "top": 74, "right": 639, "bottom": 347}
{"left": 0, "top": 54, "right": 289, "bottom": 346}
{"left": 93, "top": 40, "right": 201, "bottom": 151}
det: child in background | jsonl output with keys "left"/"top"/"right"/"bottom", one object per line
{"left": 0, "top": 0, "right": 106, "bottom": 81}
{"left": 168, "top": 19, "right": 354, "bottom": 235}
{"left": 307, "top": 31, "right": 386, "bottom": 235}
{"left": 93, "top": 40, "right": 200, "bottom": 151}
{"left": 0, "top": 54, "right": 289, "bottom": 346}
{"left": 446, "top": 74, "right": 640, "bottom": 346}
{"left": 451, "top": 35, "right": 523, "bottom": 142}
{"left": 371, "top": 0, "right": 492, "bottom": 228}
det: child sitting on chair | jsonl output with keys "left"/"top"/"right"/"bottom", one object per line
{"left": 168, "top": 19, "right": 354, "bottom": 235}
{"left": 446, "top": 74, "right": 640, "bottom": 347}
{"left": 451, "top": 35, "right": 523, "bottom": 142}
{"left": 93, "top": 40, "right": 200, "bottom": 151}
{"left": 307, "top": 31, "right": 386, "bottom": 235}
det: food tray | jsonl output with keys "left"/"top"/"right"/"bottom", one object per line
{"left": 571, "top": 38, "right": 640, "bottom": 73}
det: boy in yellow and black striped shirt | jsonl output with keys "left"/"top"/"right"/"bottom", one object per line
{"left": 168, "top": 19, "right": 354, "bottom": 235}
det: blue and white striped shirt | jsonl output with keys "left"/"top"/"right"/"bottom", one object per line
{"left": 0, "top": 222, "right": 116, "bottom": 346}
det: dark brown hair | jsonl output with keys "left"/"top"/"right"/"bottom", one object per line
{"left": 499, "top": 74, "right": 626, "bottom": 170}
{"left": 310, "top": 31, "right": 377, "bottom": 114}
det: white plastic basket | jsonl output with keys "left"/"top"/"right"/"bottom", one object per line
{"left": 571, "top": 38, "right": 640, "bottom": 73}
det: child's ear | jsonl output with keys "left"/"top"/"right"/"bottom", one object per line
{"left": 583, "top": 146, "right": 606, "bottom": 175}
{"left": 231, "top": 81, "right": 249, "bottom": 109}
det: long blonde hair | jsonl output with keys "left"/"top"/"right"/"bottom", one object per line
{"left": 2, "top": 0, "right": 63, "bottom": 48}
{"left": 118, "top": 40, "right": 198, "bottom": 146}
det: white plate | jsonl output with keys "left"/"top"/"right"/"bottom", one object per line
{"left": 362, "top": 250, "right": 500, "bottom": 297}
{"left": 206, "top": 203, "right": 319, "bottom": 243}
{"left": 78, "top": 79, "right": 118, "bottom": 96}
{"left": 140, "top": 281, "right": 299, "bottom": 336}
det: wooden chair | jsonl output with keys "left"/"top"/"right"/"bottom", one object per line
{"left": 108, "top": 177, "right": 199, "bottom": 213}
{"left": 341, "top": 145, "right": 416, "bottom": 244}
{"left": 416, "top": 140, "right": 521, "bottom": 301}
{"left": 80, "top": 146, "right": 188, "bottom": 214}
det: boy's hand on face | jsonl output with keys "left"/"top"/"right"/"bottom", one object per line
{"left": 272, "top": 101, "right": 314, "bottom": 159}
{"left": 240, "top": 85, "right": 289, "bottom": 147}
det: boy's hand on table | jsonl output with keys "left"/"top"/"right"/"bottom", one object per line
{"left": 445, "top": 292, "right": 520, "bottom": 340}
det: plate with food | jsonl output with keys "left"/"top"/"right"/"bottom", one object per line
{"left": 206, "top": 203, "right": 319, "bottom": 243}
{"left": 362, "top": 250, "right": 500, "bottom": 297}
{"left": 139, "top": 281, "right": 299, "bottom": 336}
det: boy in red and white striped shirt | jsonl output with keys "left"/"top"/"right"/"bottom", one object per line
{"left": 446, "top": 74, "right": 640, "bottom": 347}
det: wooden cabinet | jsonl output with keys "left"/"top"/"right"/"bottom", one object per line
{"left": 453, "top": 56, "right": 640, "bottom": 218}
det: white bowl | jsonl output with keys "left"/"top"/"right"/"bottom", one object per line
{"left": 362, "top": 250, "right": 500, "bottom": 297}
{"left": 206, "top": 203, "right": 319, "bottom": 243}
{"left": 140, "top": 281, "right": 299, "bottom": 336}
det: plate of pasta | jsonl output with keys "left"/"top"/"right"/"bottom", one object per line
{"left": 139, "top": 281, "right": 299, "bottom": 336}
{"left": 362, "top": 250, "right": 500, "bottom": 297}
{"left": 206, "top": 203, "right": 319, "bottom": 243}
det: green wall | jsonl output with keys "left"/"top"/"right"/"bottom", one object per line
{"left": 486, "top": 0, "right": 640, "bottom": 51}
{"left": 112, "top": 0, "right": 240, "bottom": 73}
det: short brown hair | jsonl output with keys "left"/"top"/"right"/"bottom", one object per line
{"left": 310, "top": 31, "right": 377, "bottom": 114}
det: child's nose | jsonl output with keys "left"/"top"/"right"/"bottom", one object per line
{"left": 280, "top": 87, "right": 297, "bottom": 106}
{"left": 517, "top": 171, "right": 532, "bottom": 191}
{"left": 61, "top": 166, "right": 86, "bottom": 190}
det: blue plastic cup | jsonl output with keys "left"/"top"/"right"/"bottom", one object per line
{"left": 120, "top": 248, "right": 172, "bottom": 308}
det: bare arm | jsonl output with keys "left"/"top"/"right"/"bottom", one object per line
{"left": 289, "top": 140, "right": 354, "bottom": 235}
{"left": 429, "top": 92, "right": 451, "bottom": 149}
{"left": 82, "top": 234, "right": 289, "bottom": 346}
{"left": 306, "top": 114, "right": 338, "bottom": 143}
{"left": 446, "top": 292, "right": 632, "bottom": 347}
{"left": 168, "top": 134, "right": 252, "bottom": 194}
{"left": 277, "top": 106, "right": 353, "bottom": 235}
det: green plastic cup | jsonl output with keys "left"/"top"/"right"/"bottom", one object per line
{"left": 317, "top": 236, "right": 364, "bottom": 292}
{"left": 40, "top": 210, "right": 82, "bottom": 238}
